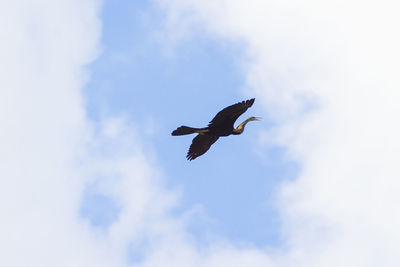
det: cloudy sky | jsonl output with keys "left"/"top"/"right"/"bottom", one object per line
{"left": 2, "top": 0, "right": 400, "bottom": 266}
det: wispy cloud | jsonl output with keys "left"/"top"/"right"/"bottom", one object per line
{"left": 0, "top": 1, "right": 241, "bottom": 266}
{"left": 3, "top": 0, "right": 400, "bottom": 266}
{"left": 158, "top": 0, "right": 400, "bottom": 266}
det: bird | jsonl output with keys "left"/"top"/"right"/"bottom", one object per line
{"left": 171, "top": 98, "right": 260, "bottom": 160}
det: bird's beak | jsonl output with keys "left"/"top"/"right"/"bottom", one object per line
{"left": 254, "top": 117, "right": 262, "bottom": 121}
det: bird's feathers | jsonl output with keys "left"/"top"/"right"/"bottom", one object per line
{"left": 208, "top": 98, "right": 255, "bottom": 128}
{"left": 187, "top": 134, "right": 219, "bottom": 161}
{"left": 172, "top": 126, "right": 197, "bottom": 136}
{"left": 172, "top": 98, "right": 256, "bottom": 160}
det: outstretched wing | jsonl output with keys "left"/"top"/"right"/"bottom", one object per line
{"left": 208, "top": 98, "right": 255, "bottom": 128}
{"left": 187, "top": 134, "right": 219, "bottom": 160}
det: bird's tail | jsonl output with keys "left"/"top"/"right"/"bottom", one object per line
{"left": 171, "top": 126, "right": 208, "bottom": 136}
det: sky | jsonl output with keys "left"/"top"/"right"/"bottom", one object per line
{"left": 1, "top": 0, "right": 400, "bottom": 266}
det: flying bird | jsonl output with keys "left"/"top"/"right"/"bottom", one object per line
{"left": 171, "top": 98, "right": 260, "bottom": 160}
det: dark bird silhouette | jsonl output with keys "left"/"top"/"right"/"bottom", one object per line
{"left": 171, "top": 98, "right": 260, "bottom": 160}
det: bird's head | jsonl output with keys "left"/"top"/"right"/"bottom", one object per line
{"left": 233, "top": 116, "right": 261, "bottom": 134}
{"left": 248, "top": 116, "right": 262, "bottom": 122}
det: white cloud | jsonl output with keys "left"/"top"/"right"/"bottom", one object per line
{"left": 1, "top": 1, "right": 272, "bottom": 266}
{"left": 4, "top": 0, "right": 400, "bottom": 266}
{"left": 0, "top": 1, "right": 172, "bottom": 266}
{"left": 158, "top": 0, "right": 400, "bottom": 266}
{"left": 0, "top": 1, "right": 111, "bottom": 266}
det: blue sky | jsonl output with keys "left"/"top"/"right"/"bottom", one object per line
{"left": 83, "top": 0, "right": 295, "bottom": 247}
{"left": 3, "top": 0, "right": 400, "bottom": 266}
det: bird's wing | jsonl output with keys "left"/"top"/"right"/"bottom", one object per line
{"left": 208, "top": 98, "right": 255, "bottom": 127}
{"left": 187, "top": 134, "right": 219, "bottom": 160}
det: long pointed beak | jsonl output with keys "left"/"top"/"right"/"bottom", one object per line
{"left": 254, "top": 117, "right": 262, "bottom": 121}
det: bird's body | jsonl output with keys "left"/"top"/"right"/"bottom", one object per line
{"left": 172, "top": 98, "right": 260, "bottom": 160}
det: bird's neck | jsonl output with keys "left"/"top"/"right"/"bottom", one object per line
{"left": 233, "top": 118, "right": 252, "bottom": 135}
